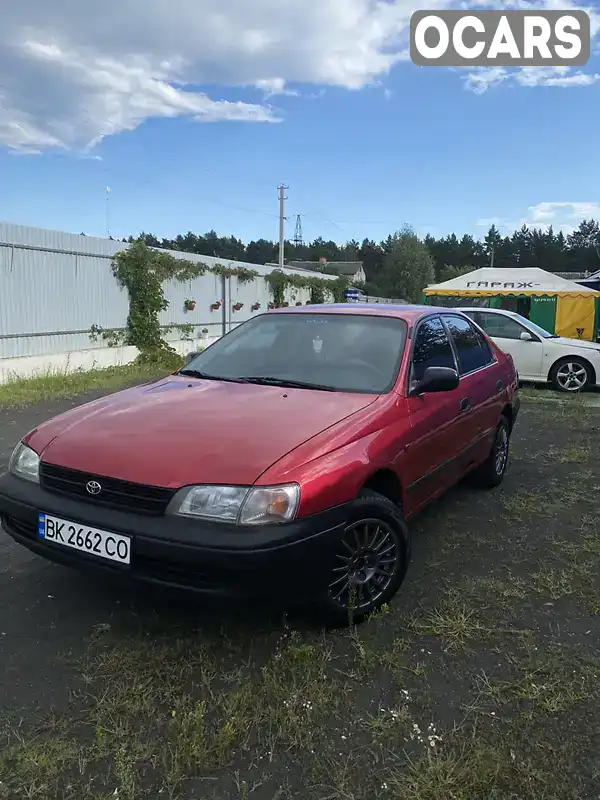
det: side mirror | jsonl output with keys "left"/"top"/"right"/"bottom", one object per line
{"left": 411, "top": 366, "right": 459, "bottom": 396}
{"left": 184, "top": 351, "right": 200, "bottom": 365}
{"left": 520, "top": 331, "right": 533, "bottom": 342}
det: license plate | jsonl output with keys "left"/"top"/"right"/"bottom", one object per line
{"left": 37, "top": 513, "right": 131, "bottom": 565}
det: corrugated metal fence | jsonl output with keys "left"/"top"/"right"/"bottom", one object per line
{"left": 0, "top": 222, "right": 335, "bottom": 359}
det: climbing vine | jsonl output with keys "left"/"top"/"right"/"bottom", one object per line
{"left": 90, "top": 240, "right": 213, "bottom": 363}
{"left": 263, "top": 271, "right": 350, "bottom": 307}
{"left": 210, "top": 264, "right": 257, "bottom": 283}
{"left": 90, "top": 239, "right": 352, "bottom": 362}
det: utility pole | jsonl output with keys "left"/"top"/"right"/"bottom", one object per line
{"left": 105, "top": 186, "right": 111, "bottom": 238}
{"left": 278, "top": 184, "right": 288, "bottom": 269}
{"left": 490, "top": 243, "right": 495, "bottom": 268}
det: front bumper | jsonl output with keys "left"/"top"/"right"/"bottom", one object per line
{"left": 0, "top": 472, "right": 348, "bottom": 601}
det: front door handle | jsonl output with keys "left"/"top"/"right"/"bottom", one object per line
{"left": 460, "top": 397, "right": 471, "bottom": 412}
{"left": 496, "top": 380, "right": 503, "bottom": 392}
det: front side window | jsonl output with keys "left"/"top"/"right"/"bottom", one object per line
{"left": 477, "top": 312, "right": 536, "bottom": 341}
{"left": 442, "top": 315, "right": 494, "bottom": 375}
{"left": 181, "top": 312, "right": 408, "bottom": 394}
{"left": 411, "top": 317, "right": 456, "bottom": 383}
{"left": 509, "top": 313, "right": 555, "bottom": 339}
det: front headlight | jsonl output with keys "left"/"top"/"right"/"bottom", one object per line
{"left": 9, "top": 442, "right": 40, "bottom": 483}
{"left": 171, "top": 483, "right": 300, "bottom": 525}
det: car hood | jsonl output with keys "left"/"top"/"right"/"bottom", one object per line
{"left": 551, "top": 336, "right": 600, "bottom": 353}
{"left": 28, "top": 376, "right": 379, "bottom": 488}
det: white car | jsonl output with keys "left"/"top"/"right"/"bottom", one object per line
{"left": 459, "top": 307, "right": 600, "bottom": 393}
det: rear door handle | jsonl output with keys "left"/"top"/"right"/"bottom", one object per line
{"left": 460, "top": 397, "right": 471, "bottom": 412}
{"left": 496, "top": 380, "right": 503, "bottom": 392}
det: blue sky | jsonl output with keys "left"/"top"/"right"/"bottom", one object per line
{"left": 1, "top": 0, "right": 599, "bottom": 246}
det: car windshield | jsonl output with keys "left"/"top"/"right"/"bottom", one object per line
{"left": 508, "top": 313, "right": 556, "bottom": 338}
{"left": 180, "top": 312, "right": 408, "bottom": 393}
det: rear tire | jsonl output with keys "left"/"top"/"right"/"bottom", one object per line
{"left": 317, "top": 490, "right": 410, "bottom": 628}
{"left": 550, "top": 357, "right": 592, "bottom": 393}
{"left": 471, "top": 417, "right": 510, "bottom": 490}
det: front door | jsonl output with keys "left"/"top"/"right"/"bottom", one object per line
{"left": 404, "top": 316, "right": 466, "bottom": 514}
{"left": 475, "top": 311, "right": 544, "bottom": 380}
{"left": 441, "top": 314, "right": 501, "bottom": 470}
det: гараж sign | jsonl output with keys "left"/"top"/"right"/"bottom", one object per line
{"left": 466, "top": 281, "right": 542, "bottom": 289}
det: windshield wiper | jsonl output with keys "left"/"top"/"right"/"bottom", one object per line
{"left": 178, "top": 369, "right": 249, "bottom": 383}
{"left": 239, "top": 376, "right": 337, "bottom": 391}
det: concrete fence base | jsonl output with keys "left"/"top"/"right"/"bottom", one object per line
{"left": 0, "top": 337, "right": 221, "bottom": 384}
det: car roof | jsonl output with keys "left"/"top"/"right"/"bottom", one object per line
{"left": 269, "top": 303, "right": 468, "bottom": 323}
{"left": 459, "top": 307, "right": 520, "bottom": 317}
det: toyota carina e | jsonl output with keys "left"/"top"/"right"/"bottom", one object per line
{"left": 0, "top": 304, "right": 520, "bottom": 625}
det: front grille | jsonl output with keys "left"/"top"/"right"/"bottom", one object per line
{"left": 39, "top": 462, "right": 175, "bottom": 516}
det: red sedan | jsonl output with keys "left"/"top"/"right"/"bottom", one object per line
{"left": 0, "top": 305, "right": 519, "bottom": 625}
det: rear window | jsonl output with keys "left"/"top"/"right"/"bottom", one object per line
{"left": 442, "top": 315, "right": 494, "bottom": 375}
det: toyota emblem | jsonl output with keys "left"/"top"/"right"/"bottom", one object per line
{"left": 86, "top": 480, "right": 102, "bottom": 496}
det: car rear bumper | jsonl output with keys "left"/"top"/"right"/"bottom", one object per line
{"left": 0, "top": 472, "right": 348, "bottom": 602}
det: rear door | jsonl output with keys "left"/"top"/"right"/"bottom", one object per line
{"left": 404, "top": 315, "right": 465, "bottom": 513}
{"left": 471, "top": 311, "right": 544, "bottom": 380}
{"left": 441, "top": 314, "right": 501, "bottom": 471}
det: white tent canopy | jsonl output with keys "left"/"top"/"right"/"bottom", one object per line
{"left": 425, "top": 267, "right": 598, "bottom": 296}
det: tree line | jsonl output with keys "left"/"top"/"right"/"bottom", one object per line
{"left": 125, "top": 218, "right": 600, "bottom": 303}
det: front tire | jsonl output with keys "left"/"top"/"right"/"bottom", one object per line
{"left": 550, "top": 357, "right": 592, "bottom": 393}
{"left": 471, "top": 416, "right": 510, "bottom": 489}
{"left": 318, "top": 490, "right": 410, "bottom": 627}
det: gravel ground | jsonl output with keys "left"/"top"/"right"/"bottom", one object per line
{"left": 1, "top": 391, "right": 599, "bottom": 799}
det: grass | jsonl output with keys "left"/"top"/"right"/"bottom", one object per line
{"left": 0, "top": 358, "right": 184, "bottom": 408}
{"left": 1, "top": 393, "right": 600, "bottom": 798}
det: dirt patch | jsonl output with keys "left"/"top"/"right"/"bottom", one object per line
{"left": 1, "top": 393, "right": 599, "bottom": 799}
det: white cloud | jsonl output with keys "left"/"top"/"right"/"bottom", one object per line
{"left": 464, "top": 67, "right": 510, "bottom": 94}
{"left": 462, "top": 0, "right": 600, "bottom": 94}
{"left": 254, "top": 78, "right": 299, "bottom": 98}
{"left": 517, "top": 68, "right": 600, "bottom": 86}
{"left": 0, "top": 0, "right": 426, "bottom": 152}
{"left": 1, "top": 0, "right": 599, "bottom": 152}
{"left": 477, "top": 202, "right": 600, "bottom": 234}
{"left": 465, "top": 65, "right": 600, "bottom": 92}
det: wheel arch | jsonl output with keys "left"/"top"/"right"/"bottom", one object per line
{"left": 361, "top": 468, "right": 404, "bottom": 510}
{"left": 500, "top": 403, "right": 514, "bottom": 432}
{"left": 547, "top": 354, "right": 596, "bottom": 386}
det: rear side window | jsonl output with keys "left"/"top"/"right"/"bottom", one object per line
{"left": 442, "top": 315, "right": 494, "bottom": 375}
{"left": 411, "top": 317, "right": 456, "bottom": 383}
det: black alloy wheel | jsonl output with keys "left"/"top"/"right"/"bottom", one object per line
{"left": 321, "top": 490, "right": 410, "bottom": 627}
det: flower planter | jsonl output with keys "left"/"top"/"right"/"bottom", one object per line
{"left": 184, "top": 299, "right": 197, "bottom": 311}
{"left": 210, "top": 301, "right": 222, "bottom": 311}
{"left": 232, "top": 302, "right": 244, "bottom": 312}
{"left": 251, "top": 302, "right": 261, "bottom": 312}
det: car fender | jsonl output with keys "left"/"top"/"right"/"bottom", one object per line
{"left": 547, "top": 352, "right": 598, "bottom": 383}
